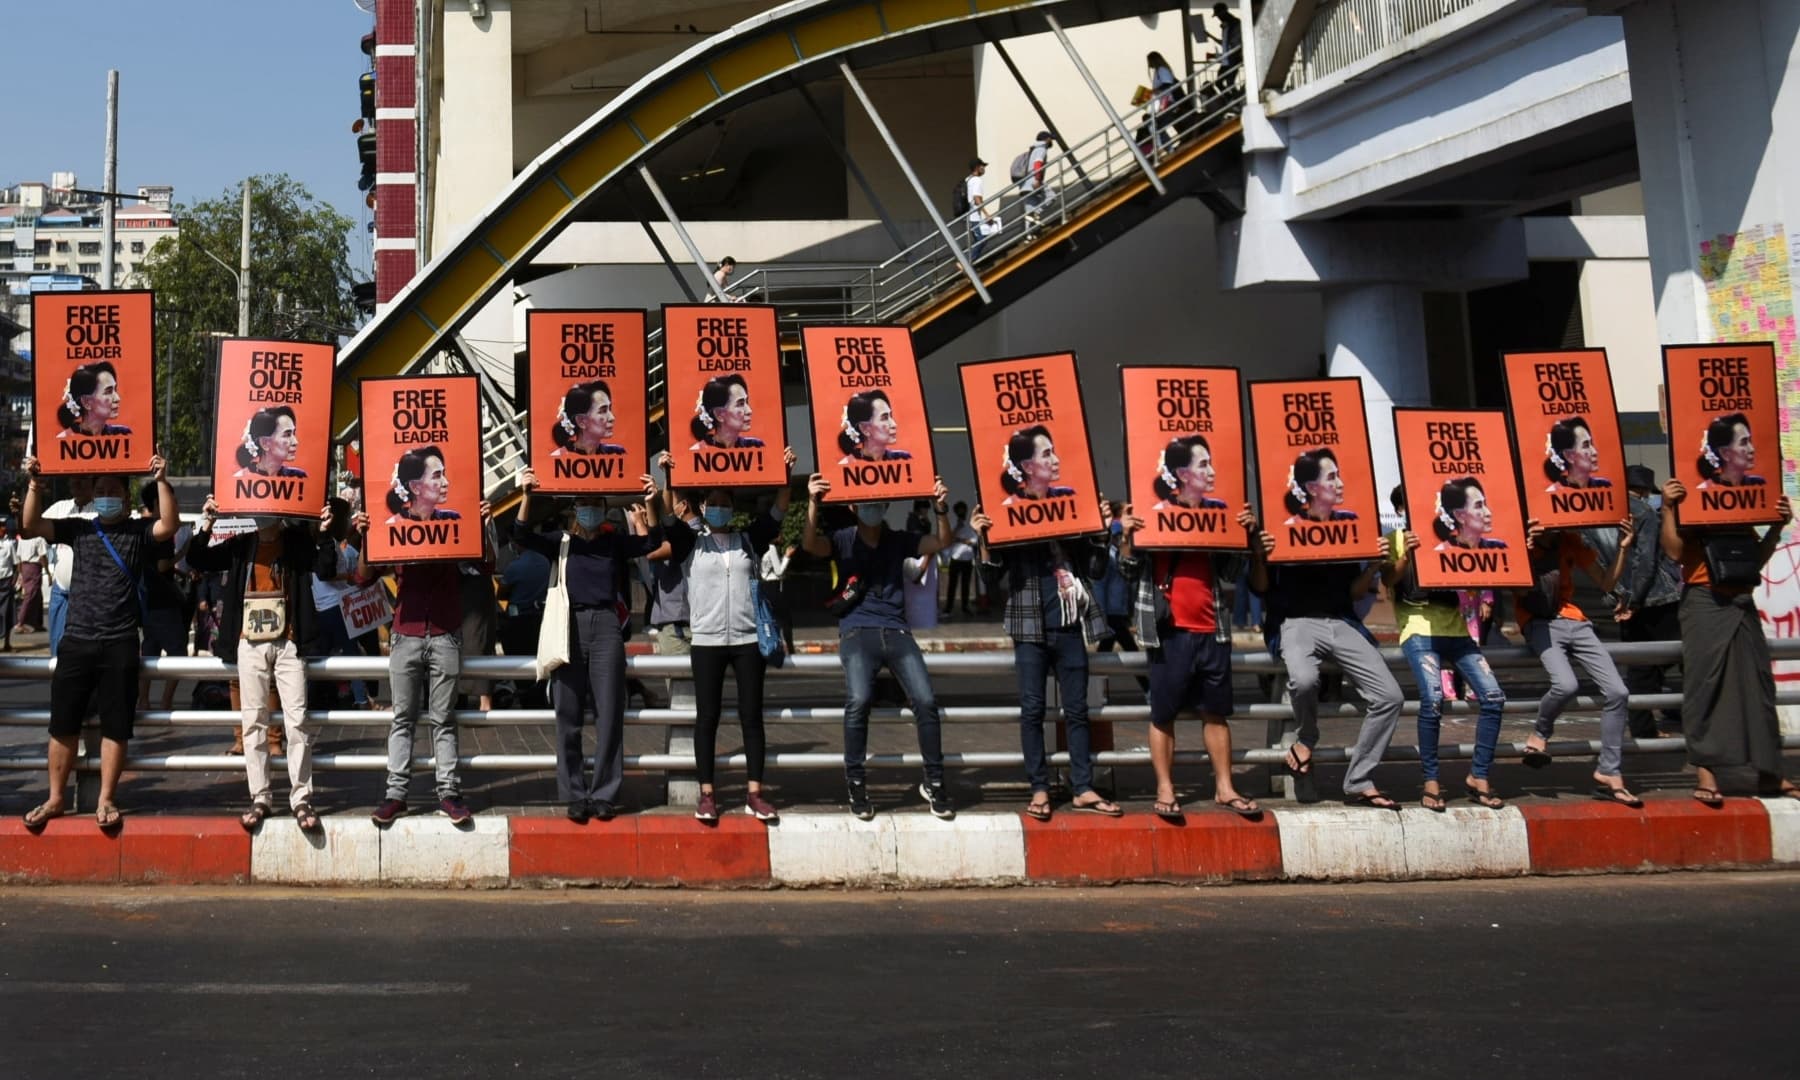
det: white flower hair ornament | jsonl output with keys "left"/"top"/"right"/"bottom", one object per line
{"left": 694, "top": 389, "right": 715, "bottom": 431}
{"left": 1434, "top": 491, "right": 1456, "bottom": 532}
{"left": 390, "top": 464, "right": 412, "bottom": 505}
{"left": 1701, "top": 430, "right": 1722, "bottom": 470}
{"left": 1544, "top": 432, "right": 1567, "bottom": 475}
{"left": 558, "top": 390, "right": 580, "bottom": 438}
{"left": 61, "top": 381, "right": 82, "bottom": 419}
{"left": 1286, "top": 465, "right": 1308, "bottom": 506}
{"left": 1157, "top": 459, "right": 1179, "bottom": 494}
{"left": 242, "top": 419, "right": 262, "bottom": 460}
{"left": 840, "top": 405, "right": 861, "bottom": 446}
{"left": 1003, "top": 446, "right": 1025, "bottom": 484}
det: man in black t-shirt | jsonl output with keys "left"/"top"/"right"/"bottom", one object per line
{"left": 19, "top": 452, "right": 180, "bottom": 832}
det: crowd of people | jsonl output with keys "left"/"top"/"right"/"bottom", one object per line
{"left": 10, "top": 447, "right": 1796, "bottom": 833}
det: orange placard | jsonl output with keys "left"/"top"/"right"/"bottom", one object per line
{"left": 358, "top": 375, "right": 484, "bottom": 563}
{"left": 1119, "top": 366, "right": 1246, "bottom": 550}
{"left": 1663, "top": 342, "right": 1784, "bottom": 527}
{"left": 958, "top": 353, "right": 1102, "bottom": 546}
{"left": 1392, "top": 409, "right": 1533, "bottom": 588}
{"left": 31, "top": 290, "right": 155, "bottom": 475}
{"left": 663, "top": 304, "right": 787, "bottom": 489}
{"left": 802, "top": 325, "right": 936, "bottom": 504}
{"left": 1248, "top": 377, "right": 1378, "bottom": 563}
{"left": 211, "top": 338, "right": 334, "bottom": 517}
{"left": 1501, "top": 349, "right": 1626, "bottom": 529}
{"left": 526, "top": 309, "right": 647, "bottom": 494}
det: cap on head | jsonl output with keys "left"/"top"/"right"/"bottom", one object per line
{"left": 968, "top": 156, "right": 987, "bottom": 170}
{"left": 1625, "top": 464, "right": 1658, "bottom": 492}
{"left": 1035, "top": 130, "right": 1052, "bottom": 142}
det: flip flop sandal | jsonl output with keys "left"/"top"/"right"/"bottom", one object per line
{"left": 95, "top": 804, "right": 122, "bottom": 832}
{"left": 1522, "top": 746, "right": 1552, "bottom": 769}
{"left": 1692, "top": 787, "right": 1725, "bottom": 808}
{"left": 1349, "top": 790, "right": 1401, "bottom": 811}
{"left": 1592, "top": 785, "right": 1644, "bottom": 809}
{"left": 1464, "top": 783, "right": 1505, "bottom": 810}
{"left": 294, "top": 803, "right": 323, "bottom": 833}
{"left": 239, "top": 802, "right": 273, "bottom": 831}
{"left": 1152, "top": 799, "right": 1184, "bottom": 821}
{"left": 1284, "top": 745, "right": 1321, "bottom": 804}
{"left": 1071, "top": 798, "right": 1124, "bottom": 818}
{"left": 1420, "top": 790, "right": 1448, "bottom": 813}
{"left": 1024, "top": 800, "right": 1053, "bottom": 822}
{"left": 22, "top": 803, "right": 65, "bottom": 832}
{"left": 1214, "top": 796, "right": 1262, "bottom": 819}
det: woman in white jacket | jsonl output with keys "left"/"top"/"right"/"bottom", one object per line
{"left": 650, "top": 449, "right": 796, "bottom": 822}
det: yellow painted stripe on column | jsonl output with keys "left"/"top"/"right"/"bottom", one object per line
{"left": 416, "top": 246, "right": 509, "bottom": 330}
{"left": 629, "top": 70, "right": 720, "bottom": 142}
{"left": 973, "top": 0, "right": 1033, "bottom": 12}
{"left": 332, "top": 311, "right": 438, "bottom": 429}
{"left": 484, "top": 181, "right": 573, "bottom": 262}
{"left": 794, "top": 5, "right": 884, "bottom": 56}
{"left": 557, "top": 125, "right": 645, "bottom": 194}
{"left": 880, "top": 0, "right": 970, "bottom": 33}
{"left": 708, "top": 33, "right": 801, "bottom": 94}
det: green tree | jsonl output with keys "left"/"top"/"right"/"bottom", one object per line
{"left": 140, "top": 174, "right": 357, "bottom": 474}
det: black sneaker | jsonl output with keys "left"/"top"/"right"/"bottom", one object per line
{"left": 589, "top": 799, "right": 617, "bottom": 821}
{"left": 566, "top": 799, "right": 591, "bottom": 824}
{"left": 847, "top": 780, "right": 874, "bottom": 821}
{"left": 919, "top": 781, "right": 955, "bottom": 820}
{"left": 370, "top": 798, "right": 406, "bottom": 827}
{"left": 439, "top": 796, "right": 474, "bottom": 825}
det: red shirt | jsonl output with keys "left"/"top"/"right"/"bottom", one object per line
{"left": 392, "top": 562, "right": 463, "bottom": 636}
{"left": 1154, "top": 552, "right": 1218, "bottom": 633}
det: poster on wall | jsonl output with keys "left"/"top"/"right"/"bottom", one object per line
{"left": 957, "top": 352, "right": 1102, "bottom": 546}
{"left": 1118, "top": 365, "right": 1245, "bottom": 550}
{"left": 1663, "top": 341, "right": 1785, "bottom": 527}
{"left": 1501, "top": 349, "right": 1626, "bottom": 529}
{"left": 1391, "top": 408, "right": 1532, "bottom": 588}
{"left": 30, "top": 289, "right": 156, "bottom": 475}
{"left": 211, "top": 338, "right": 334, "bottom": 516}
{"left": 357, "top": 374, "right": 484, "bottom": 563}
{"left": 1247, "top": 377, "right": 1378, "bottom": 563}
{"left": 663, "top": 304, "right": 787, "bottom": 489}
{"left": 526, "top": 309, "right": 646, "bottom": 494}
{"left": 801, "top": 325, "right": 936, "bottom": 504}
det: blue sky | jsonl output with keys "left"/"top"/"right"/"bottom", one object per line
{"left": 11, "top": 0, "right": 376, "bottom": 276}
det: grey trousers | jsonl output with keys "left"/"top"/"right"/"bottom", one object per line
{"left": 386, "top": 631, "right": 463, "bottom": 801}
{"left": 1524, "top": 616, "right": 1629, "bottom": 777}
{"left": 551, "top": 608, "right": 627, "bottom": 804}
{"left": 1283, "top": 617, "right": 1405, "bottom": 795}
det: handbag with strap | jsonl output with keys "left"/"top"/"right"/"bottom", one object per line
{"left": 242, "top": 591, "right": 288, "bottom": 643}
{"left": 534, "top": 536, "right": 572, "bottom": 681}
{"left": 1702, "top": 532, "right": 1762, "bottom": 589}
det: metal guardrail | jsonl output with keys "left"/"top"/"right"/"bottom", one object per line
{"left": 1282, "top": 0, "right": 1482, "bottom": 90}
{"left": 3, "top": 639, "right": 1796, "bottom": 775}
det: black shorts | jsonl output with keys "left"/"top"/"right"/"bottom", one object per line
{"left": 50, "top": 635, "right": 141, "bottom": 742}
{"left": 1147, "top": 628, "right": 1233, "bottom": 726}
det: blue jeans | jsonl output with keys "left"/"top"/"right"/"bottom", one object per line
{"left": 1015, "top": 628, "right": 1093, "bottom": 795}
{"left": 1400, "top": 634, "right": 1505, "bottom": 782}
{"left": 48, "top": 583, "right": 69, "bottom": 657}
{"left": 840, "top": 626, "right": 943, "bottom": 784}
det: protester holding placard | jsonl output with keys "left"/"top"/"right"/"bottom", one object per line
{"left": 353, "top": 497, "right": 493, "bottom": 828}
{"left": 18, "top": 451, "right": 179, "bottom": 833}
{"left": 514, "top": 468, "right": 660, "bottom": 823}
{"left": 665, "top": 306, "right": 788, "bottom": 490}
{"left": 802, "top": 327, "right": 938, "bottom": 506}
{"left": 1116, "top": 503, "right": 1262, "bottom": 820}
{"left": 801, "top": 472, "right": 957, "bottom": 820}
{"left": 646, "top": 447, "right": 798, "bottom": 824}
{"left": 311, "top": 498, "right": 372, "bottom": 711}
{"left": 957, "top": 354, "right": 1102, "bottom": 546}
{"left": 1515, "top": 518, "right": 1641, "bottom": 806}
{"left": 527, "top": 310, "right": 647, "bottom": 494}
{"left": 32, "top": 291, "right": 156, "bottom": 476}
{"left": 1658, "top": 479, "right": 1797, "bottom": 805}
{"left": 1383, "top": 488, "right": 1507, "bottom": 811}
{"left": 188, "top": 496, "right": 339, "bottom": 832}
{"left": 1248, "top": 520, "right": 1405, "bottom": 810}
{"left": 1502, "top": 351, "right": 1627, "bottom": 530}
{"left": 970, "top": 509, "right": 1122, "bottom": 820}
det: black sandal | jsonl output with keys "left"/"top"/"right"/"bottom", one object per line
{"left": 1349, "top": 790, "right": 1401, "bottom": 811}
{"left": 1692, "top": 787, "right": 1725, "bottom": 808}
{"left": 1152, "top": 798, "right": 1184, "bottom": 821}
{"left": 1285, "top": 745, "right": 1321, "bottom": 804}
{"left": 1464, "top": 782, "right": 1504, "bottom": 810}
{"left": 239, "top": 802, "right": 272, "bottom": 831}
{"left": 1521, "top": 744, "right": 1552, "bottom": 769}
{"left": 1024, "top": 799, "right": 1053, "bottom": 822}
{"left": 1421, "top": 789, "right": 1448, "bottom": 813}
{"left": 294, "top": 803, "right": 323, "bottom": 833}
{"left": 1591, "top": 785, "right": 1644, "bottom": 809}
{"left": 1214, "top": 795, "right": 1262, "bottom": 819}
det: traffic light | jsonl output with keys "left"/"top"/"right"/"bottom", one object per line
{"left": 359, "top": 71, "right": 375, "bottom": 120}
{"left": 358, "top": 129, "right": 377, "bottom": 192}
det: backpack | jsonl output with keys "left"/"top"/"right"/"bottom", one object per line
{"left": 1009, "top": 150, "right": 1031, "bottom": 183}
{"left": 951, "top": 175, "right": 970, "bottom": 216}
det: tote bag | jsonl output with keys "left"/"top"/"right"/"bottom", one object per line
{"left": 534, "top": 535, "right": 572, "bottom": 681}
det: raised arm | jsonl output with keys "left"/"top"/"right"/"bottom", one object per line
{"left": 1658, "top": 479, "right": 1686, "bottom": 564}
{"left": 18, "top": 456, "right": 52, "bottom": 542}
{"left": 913, "top": 478, "right": 953, "bottom": 557}
{"left": 800, "top": 473, "right": 832, "bottom": 558}
{"left": 148, "top": 454, "right": 178, "bottom": 542}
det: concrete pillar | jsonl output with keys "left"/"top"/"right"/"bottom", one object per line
{"left": 1322, "top": 284, "right": 1430, "bottom": 506}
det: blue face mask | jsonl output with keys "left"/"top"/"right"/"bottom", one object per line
{"left": 856, "top": 503, "right": 887, "bottom": 526}
{"left": 573, "top": 506, "right": 606, "bottom": 530}
{"left": 93, "top": 496, "right": 126, "bottom": 520}
{"left": 703, "top": 506, "right": 733, "bottom": 529}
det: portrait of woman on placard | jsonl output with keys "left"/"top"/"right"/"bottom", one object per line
{"left": 689, "top": 373, "right": 765, "bottom": 451}
{"left": 1696, "top": 411, "right": 1767, "bottom": 489}
{"left": 384, "top": 445, "right": 462, "bottom": 524}
{"left": 1542, "top": 416, "right": 1612, "bottom": 492}
{"left": 836, "top": 389, "right": 912, "bottom": 465}
{"left": 1150, "top": 434, "right": 1227, "bottom": 511}
{"left": 550, "top": 379, "right": 626, "bottom": 457}
{"left": 1281, "top": 447, "right": 1358, "bottom": 524}
{"left": 999, "top": 423, "right": 1075, "bottom": 504}
{"left": 55, "top": 361, "right": 133, "bottom": 437}
{"left": 1431, "top": 477, "right": 1507, "bottom": 551}
{"left": 232, "top": 406, "right": 308, "bottom": 478}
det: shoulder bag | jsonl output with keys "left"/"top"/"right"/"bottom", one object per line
{"left": 534, "top": 535, "right": 572, "bottom": 681}
{"left": 1702, "top": 532, "right": 1762, "bottom": 589}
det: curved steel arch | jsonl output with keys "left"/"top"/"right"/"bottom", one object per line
{"left": 334, "top": 0, "right": 1181, "bottom": 429}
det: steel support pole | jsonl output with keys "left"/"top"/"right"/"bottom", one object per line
{"left": 984, "top": 34, "right": 1094, "bottom": 193}
{"left": 1043, "top": 13, "right": 1166, "bottom": 195}
{"left": 101, "top": 70, "right": 118, "bottom": 289}
{"left": 794, "top": 81, "right": 907, "bottom": 251}
{"left": 636, "top": 164, "right": 730, "bottom": 302}
{"left": 837, "top": 62, "right": 990, "bottom": 303}
{"left": 626, "top": 190, "right": 699, "bottom": 302}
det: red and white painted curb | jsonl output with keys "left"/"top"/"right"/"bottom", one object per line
{"left": 2, "top": 798, "right": 1796, "bottom": 887}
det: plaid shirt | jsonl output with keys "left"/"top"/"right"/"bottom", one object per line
{"left": 1121, "top": 550, "right": 1241, "bottom": 649}
{"left": 979, "top": 540, "right": 1109, "bottom": 644}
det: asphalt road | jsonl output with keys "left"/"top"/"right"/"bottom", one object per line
{"left": 0, "top": 873, "right": 1793, "bottom": 1078}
